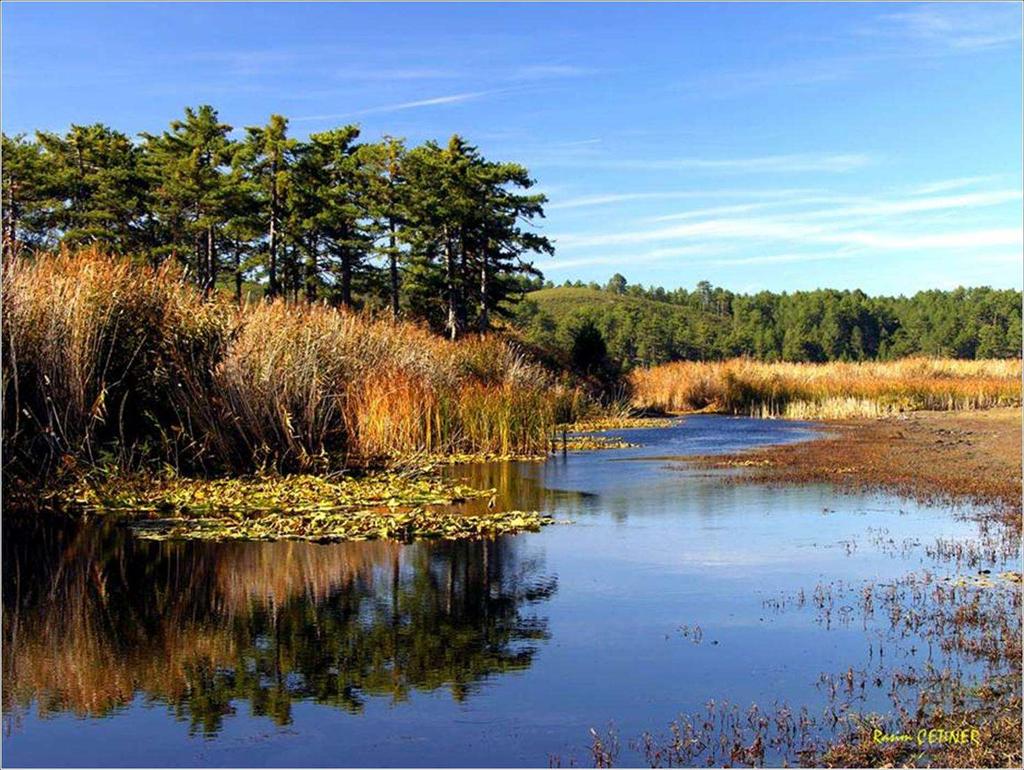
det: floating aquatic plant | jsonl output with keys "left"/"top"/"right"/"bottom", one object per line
{"left": 59, "top": 470, "right": 491, "bottom": 515}
{"left": 129, "top": 507, "right": 554, "bottom": 542}
{"left": 559, "top": 435, "right": 638, "bottom": 451}
{"left": 53, "top": 470, "right": 557, "bottom": 542}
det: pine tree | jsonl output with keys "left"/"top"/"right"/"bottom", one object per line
{"left": 1, "top": 134, "right": 53, "bottom": 257}
{"left": 470, "top": 157, "right": 551, "bottom": 334}
{"left": 236, "top": 114, "right": 295, "bottom": 298}
{"left": 34, "top": 124, "right": 151, "bottom": 254}
{"left": 357, "top": 136, "right": 408, "bottom": 317}
{"left": 403, "top": 136, "right": 551, "bottom": 339}
{"left": 297, "top": 126, "right": 369, "bottom": 305}
{"left": 140, "top": 105, "right": 235, "bottom": 290}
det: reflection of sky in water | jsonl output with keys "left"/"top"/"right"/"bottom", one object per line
{"left": 3, "top": 416, "right": 1010, "bottom": 768}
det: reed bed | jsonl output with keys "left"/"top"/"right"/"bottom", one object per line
{"left": 630, "top": 358, "right": 1022, "bottom": 419}
{"left": 2, "top": 250, "right": 581, "bottom": 479}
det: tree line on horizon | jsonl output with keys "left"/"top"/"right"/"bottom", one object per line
{"left": 514, "top": 275, "right": 1022, "bottom": 369}
{"left": 1, "top": 105, "right": 550, "bottom": 339}
{"left": 3, "top": 107, "right": 1019, "bottom": 364}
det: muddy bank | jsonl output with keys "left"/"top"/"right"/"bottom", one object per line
{"left": 690, "top": 408, "right": 1021, "bottom": 526}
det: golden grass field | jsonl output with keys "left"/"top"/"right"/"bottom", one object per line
{"left": 630, "top": 357, "right": 1022, "bottom": 419}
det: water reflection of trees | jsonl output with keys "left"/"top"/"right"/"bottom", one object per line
{"left": 445, "top": 458, "right": 595, "bottom": 517}
{"left": 2, "top": 515, "right": 556, "bottom": 735}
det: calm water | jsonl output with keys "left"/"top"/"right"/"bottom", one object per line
{"left": 2, "top": 416, "right": 1014, "bottom": 767}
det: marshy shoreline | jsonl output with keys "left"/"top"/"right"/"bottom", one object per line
{"left": 685, "top": 407, "right": 1022, "bottom": 526}
{"left": 632, "top": 408, "right": 1023, "bottom": 769}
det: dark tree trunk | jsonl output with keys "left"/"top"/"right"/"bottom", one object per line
{"left": 268, "top": 160, "right": 279, "bottom": 298}
{"left": 2, "top": 183, "right": 17, "bottom": 259}
{"left": 305, "top": 237, "right": 318, "bottom": 302}
{"left": 388, "top": 221, "right": 399, "bottom": 318}
{"left": 478, "top": 245, "right": 490, "bottom": 335}
{"left": 455, "top": 234, "right": 468, "bottom": 334}
{"left": 340, "top": 252, "right": 353, "bottom": 307}
{"left": 234, "top": 243, "right": 243, "bottom": 304}
{"left": 206, "top": 225, "right": 216, "bottom": 294}
{"left": 444, "top": 226, "right": 458, "bottom": 340}
{"left": 194, "top": 232, "right": 204, "bottom": 289}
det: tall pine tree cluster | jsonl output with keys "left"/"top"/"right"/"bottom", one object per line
{"left": 2, "top": 105, "right": 551, "bottom": 338}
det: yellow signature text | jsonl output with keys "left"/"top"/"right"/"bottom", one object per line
{"left": 872, "top": 727, "right": 981, "bottom": 747}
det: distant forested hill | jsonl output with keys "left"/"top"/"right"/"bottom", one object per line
{"left": 510, "top": 279, "right": 1022, "bottom": 369}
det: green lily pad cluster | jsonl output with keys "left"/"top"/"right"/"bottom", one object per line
{"left": 557, "top": 416, "right": 677, "bottom": 432}
{"left": 559, "top": 435, "right": 638, "bottom": 451}
{"left": 62, "top": 471, "right": 487, "bottom": 514}
{"left": 129, "top": 507, "right": 553, "bottom": 542}
{"left": 56, "top": 471, "right": 554, "bottom": 542}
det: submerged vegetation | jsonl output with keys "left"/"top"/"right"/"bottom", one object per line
{"left": 630, "top": 358, "right": 1022, "bottom": 418}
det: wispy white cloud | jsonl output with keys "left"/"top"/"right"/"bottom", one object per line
{"left": 907, "top": 175, "right": 1007, "bottom": 195}
{"left": 552, "top": 181, "right": 1023, "bottom": 257}
{"left": 540, "top": 153, "right": 872, "bottom": 174}
{"left": 545, "top": 245, "right": 721, "bottom": 271}
{"left": 556, "top": 216, "right": 1021, "bottom": 252}
{"left": 706, "top": 250, "right": 860, "bottom": 267}
{"left": 799, "top": 189, "right": 1023, "bottom": 221}
{"left": 335, "top": 66, "right": 463, "bottom": 81}
{"left": 818, "top": 227, "right": 1022, "bottom": 251}
{"left": 548, "top": 188, "right": 822, "bottom": 211}
{"left": 646, "top": 196, "right": 853, "bottom": 223}
{"left": 681, "top": 5, "right": 1021, "bottom": 101}
{"left": 667, "top": 153, "right": 871, "bottom": 173}
{"left": 580, "top": 186, "right": 1019, "bottom": 228}
{"left": 548, "top": 192, "right": 692, "bottom": 211}
{"left": 292, "top": 90, "right": 501, "bottom": 121}
{"left": 513, "top": 64, "right": 599, "bottom": 80}
{"left": 680, "top": 56, "right": 874, "bottom": 99}
{"left": 876, "top": 4, "right": 1022, "bottom": 52}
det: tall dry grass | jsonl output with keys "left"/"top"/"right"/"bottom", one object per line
{"left": 630, "top": 358, "right": 1022, "bottom": 419}
{"left": 2, "top": 249, "right": 227, "bottom": 474}
{"left": 200, "top": 302, "right": 571, "bottom": 470}
{"left": 2, "top": 250, "right": 581, "bottom": 479}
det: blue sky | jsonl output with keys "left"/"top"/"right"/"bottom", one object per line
{"left": 3, "top": 2, "right": 1022, "bottom": 295}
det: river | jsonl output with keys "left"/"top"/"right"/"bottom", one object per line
{"left": 2, "top": 416, "right": 1015, "bottom": 766}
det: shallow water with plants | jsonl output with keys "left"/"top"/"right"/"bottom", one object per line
{"left": 3, "top": 416, "right": 1019, "bottom": 767}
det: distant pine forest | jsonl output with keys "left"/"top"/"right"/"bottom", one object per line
{"left": 3, "top": 105, "right": 1021, "bottom": 374}
{"left": 516, "top": 279, "right": 1022, "bottom": 371}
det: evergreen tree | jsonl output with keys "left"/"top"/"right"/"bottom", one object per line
{"left": 1, "top": 133, "right": 53, "bottom": 256}
{"left": 298, "top": 126, "right": 369, "bottom": 305}
{"left": 140, "top": 105, "right": 235, "bottom": 290}
{"left": 357, "top": 136, "right": 408, "bottom": 317}
{"left": 34, "top": 124, "right": 151, "bottom": 254}
{"left": 236, "top": 114, "right": 296, "bottom": 298}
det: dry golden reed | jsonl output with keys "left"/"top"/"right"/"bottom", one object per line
{"left": 630, "top": 358, "right": 1022, "bottom": 419}
{"left": 2, "top": 250, "right": 581, "bottom": 477}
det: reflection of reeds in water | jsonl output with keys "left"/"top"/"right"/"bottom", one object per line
{"left": 2, "top": 523, "right": 232, "bottom": 721}
{"left": 443, "top": 458, "right": 593, "bottom": 517}
{"left": 2, "top": 517, "right": 553, "bottom": 733}
{"left": 213, "top": 539, "right": 400, "bottom": 615}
